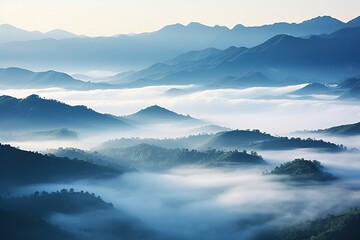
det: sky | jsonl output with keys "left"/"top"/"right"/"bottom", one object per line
{"left": 0, "top": 0, "right": 360, "bottom": 36}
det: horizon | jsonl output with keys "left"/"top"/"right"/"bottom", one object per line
{"left": 1, "top": 15, "right": 359, "bottom": 37}
{"left": 1, "top": 0, "right": 360, "bottom": 36}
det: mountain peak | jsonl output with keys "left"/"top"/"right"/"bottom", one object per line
{"left": 126, "top": 105, "right": 201, "bottom": 124}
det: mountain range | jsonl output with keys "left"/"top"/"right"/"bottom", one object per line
{"left": 118, "top": 26, "right": 360, "bottom": 85}
{"left": 0, "top": 16, "right": 359, "bottom": 72}
{"left": 0, "top": 67, "right": 113, "bottom": 89}
{"left": 0, "top": 24, "right": 82, "bottom": 44}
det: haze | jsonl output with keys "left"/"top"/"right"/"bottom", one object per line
{"left": 1, "top": 0, "right": 359, "bottom": 35}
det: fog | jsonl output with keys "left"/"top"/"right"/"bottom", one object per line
{"left": 1, "top": 85, "right": 360, "bottom": 151}
{"left": 15, "top": 162, "right": 360, "bottom": 240}
{"left": 2, "top": 84, "right": 360, "bottom": 239}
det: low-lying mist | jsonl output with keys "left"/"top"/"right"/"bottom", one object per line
{"left": 1, "top": 85, "right": 360, "bottom": 151}
{"left": 15, "top": 162, "right": 360, "bottom": 240}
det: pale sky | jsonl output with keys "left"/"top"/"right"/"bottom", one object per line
{"left": 1, "top": 0, "right": 359, "bottom": 36}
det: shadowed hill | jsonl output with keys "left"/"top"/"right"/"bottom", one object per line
{"left": 268, "top": 158, "right": 336, "bottom": 181}
{"left": 0, "top": 144, "right": 122, "bottom": 191}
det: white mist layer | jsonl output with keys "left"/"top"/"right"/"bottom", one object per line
{"left": 16, "top": 165, "right": 360, "bottom": 240}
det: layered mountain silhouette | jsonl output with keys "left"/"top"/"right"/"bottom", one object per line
{"left": 0, "top": 67, "right": 113, "bottom": 89}
{"left": 1, "top": 16, "right": 359, "bottom": 71}
{"left": 0, "top": 24, "right": 81, "bottom": 44}
{"left": 0, "top": 94, "right": 129, "bottom": 131}
{"left": 119, "top": 26, "right": 360, "bottom": 85}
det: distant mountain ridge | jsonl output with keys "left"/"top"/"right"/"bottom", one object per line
{"left": 118, "top": 26, "right": 360, "bottom": 85}
{"left": 0, "top": 24, "right": 82, "bottom": 44}
{"left": 0, "top": 67, "right": 113, "bottom": 89}
{"left": 1, "top": 16, "right": 359, "bottom": 72}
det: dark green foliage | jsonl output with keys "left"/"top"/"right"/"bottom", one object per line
{"left": 0, "top": 144, "right": 121, "bottom": 191}
{"left": 269, "top": 158, "right": 336, "bottom": 181}
{"left": 0, "top": 190, "right": 113, "bottom": 218}
{"left": 0, "top": 208, "right": 74, "bottom": 240}
{"left": 259, "top": 209, "right": 360, "bottom": 240}
{"left": 100, "top": 143, "right": 265, "bottom": 169}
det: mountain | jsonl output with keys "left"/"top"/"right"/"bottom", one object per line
{"left": 0, "top": 67, "right": 113, "bottom": 89}
{"left": 0, "top": 24, "right": 81, "bottom": 44}
{"left": 268, "top": 158, "right": 336, "bottom": 181}
{"left": 0, "top": 94, "right": 129, "bottom": 131}
{"left": 1, "top": 16, "right": 359, "bottom": 72}
{"left": 124, "top": 105, "right": 204, "bottom": 125}
{"left": 310, "top": 122, "right": 360, "bottom": 136}
{"left": 0, "top": 144, "right": 121, "bottom": 191}
{"left": 120, "top": 26, "right": 360, "bottom": 85}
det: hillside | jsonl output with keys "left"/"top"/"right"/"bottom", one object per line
{"left": 0, "top": 144, "right": 121, "bottom": 191}
{"left": 124, "top": 105, "right": 203, "bottom": 125}
{"left": 257, "top": 209, "right": 360, "bottom": 240}
{"left": 0, "top": 190, "right": 113, "bottom": 218}
{"left": 268, "top": 158, "right": 336, "bottom": 181}
{"left": 0, "top": 94, "right": 129, "bottom": 131}
{"left": 0, "top": 208, "right": 75, "bottom": 240}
